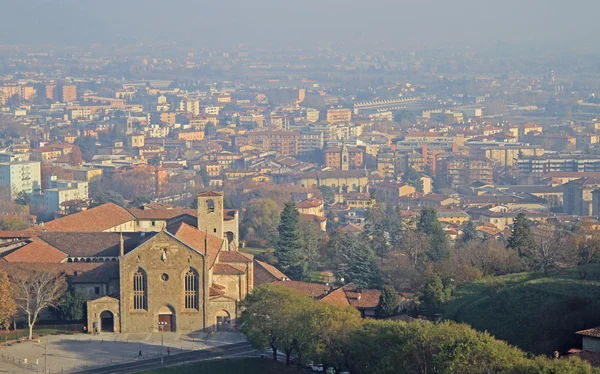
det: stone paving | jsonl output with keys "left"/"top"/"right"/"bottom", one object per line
{"left": 0, "top": 331, "right": 246, "bottom": 373}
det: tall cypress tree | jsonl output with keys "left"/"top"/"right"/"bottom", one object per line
{"left": 460, "top": 220, "right": 477, "bottom": 243}
{"left": 375, "top": 285, "right": 400, "bottom": 318}
{"left": 336, "top": 234, "right": 380, "bottom": 289}
{"left": 507, "top": 212, "right": 535, "bottom": 257}
{"left": 417, "top": 207, "right": 449, "bottom": 261}
{"left": 276, "top": 201, "right": 306, "bottom": 280}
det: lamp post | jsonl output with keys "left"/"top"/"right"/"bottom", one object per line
{"left": 158, "top": 322, "right": 167, "bottom": 366}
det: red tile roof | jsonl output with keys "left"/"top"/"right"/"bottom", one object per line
{"left": 169, "top": 222, "right": 224, "bottom": 267}
{"left": 218, "top": 251, "right": 252, "bottom": 263}
{"left": 296, "top": 198, "right": 324, "bottom": 209}
{"left": 198, "top": 191, "right": 223, "bottom": 197}
{"left": 253, "top": 260, "right": 288, "bottom": 286}
{"left": 320, "top": 287, "right": 351, "bottom": 308}
{"left": 3, "top": 238, "right": 68, "bottom": 263}
{"left": 213, "top": 263, "right": 245, "bottom": 275}
{"left": 577, "top": 327, "right": 600, "bottom": 338}
{"left": 42, "top": 203, "right": 135, "bottom": 232}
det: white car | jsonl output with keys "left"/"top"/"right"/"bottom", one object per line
{"left": 310, "top": 364, "right": 324, "bottom": 372}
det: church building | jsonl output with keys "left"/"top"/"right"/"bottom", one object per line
{"left": 0, "top": 191, "right": 253, "bottom": 334}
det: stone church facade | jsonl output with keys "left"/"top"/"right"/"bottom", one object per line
{"left": 86, "top": 191, "right": 252, "bottom": 333}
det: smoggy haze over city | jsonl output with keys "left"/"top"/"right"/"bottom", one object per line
{"left": 2, "top": 0, "right": 600, "bottom": 50}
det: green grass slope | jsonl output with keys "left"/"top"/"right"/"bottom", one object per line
{"left": 442, "top": 265, "right": 600, "bottom": 355}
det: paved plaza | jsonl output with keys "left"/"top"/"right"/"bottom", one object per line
{"left": 0, "top": 331, "right": 247, "bottom": 373}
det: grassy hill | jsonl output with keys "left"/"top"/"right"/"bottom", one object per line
{"left": 442, "top": 265, "right": 600, "bottom": 355}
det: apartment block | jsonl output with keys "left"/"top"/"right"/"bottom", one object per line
{"left": 0, "top": 161, "right": 42, "bottom": 199}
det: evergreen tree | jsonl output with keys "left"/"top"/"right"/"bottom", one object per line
{"left": 507, "top": 212, "right": 535, "bottom": 257}
{"left": 460, "top": 220, "right": 477, "bottom": 243}
{"left": 384, "top": 204, "right": 403, "bottom": 250}
{"left": 363, "top": 206, "right": 390, "bottom": 262}
{"left": 416, "top": 207, "right": 449, "bottom": 261}
{"left": 336, "top": 234, "right": 380, "bottom": 289}
{"left": 375, "top": 285, "right": 399, "bottom": 318}
{"left": 276, "top": 201, "right": 306, "bottom": 280}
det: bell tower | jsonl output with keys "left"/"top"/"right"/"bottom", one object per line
{"left": 197, "top": 191, "right": 224, "bottom": 239}
{"left": 341, "top": 143, "right": 349, "bottom": 171}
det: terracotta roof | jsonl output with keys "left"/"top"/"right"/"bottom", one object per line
{"left": 299, "top": 213, "right": 326, "bottom": 223}
{"left": 320, "top": 287, "right": 351, "bottom": 308}
{"left": 339, "top": 223, "right": 364, "bottom": 233}
{"left": 273, "top": 280, "right": 331, "bottom": 298}
{"left": 42, "top": 203, "right": 135, "bottom": 232}
{"left": 296, "top": 198, "right": 324, "bottom": 209}
{"left": 218, "top": 251, "right": 252, "bottom": 263}
{"left": 253, "top": 260, "right": 289, "bottom": 286}
{"left": 128, "top": 207, "right": 197, "bottom": 220}
{"left": 342, "top": 283, "right": 381, "bottom": 309}
{"left": 577, "top": 327, "right": 600, "bottom": 338}
{"left": 168, "top": 222, "right": 223, "bottom": 268}
{"left": 3, "top": 238, "right": 67, "bottom": 263}
{"left": 213, "top": 263, "right": 245, "bottom": 275}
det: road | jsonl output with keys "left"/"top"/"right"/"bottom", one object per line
{"left": 73, "top": 342, "right": 254, "bottom": 373}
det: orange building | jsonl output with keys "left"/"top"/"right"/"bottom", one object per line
{"left": 61, "top": 85, "right": 77, "bottom": 102}
{"left": 177, "top": 130, "right": 205, "bottom": 141}
{"left": 326, "top": 108, "right": 352, "bottom": 124}
{"left": 324, "top": 146, "right": 364, "bottom": 169}
{"left": 45, "top": 84, "right": 56, "bottom": 101}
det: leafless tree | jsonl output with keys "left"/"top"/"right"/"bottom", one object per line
{"left": 571, "top": 220, "right": 600, "bottom": 279}
{"left": 527, "top": 224, "right": 570, "bottom": 276}
{"left": 11, "top": 270, "right": 67, "bottom": 340}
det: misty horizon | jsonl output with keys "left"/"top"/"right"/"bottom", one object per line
{"left": 1, "top": 0, "right": 599, "bottom": 51}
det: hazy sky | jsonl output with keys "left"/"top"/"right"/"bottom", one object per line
{"left": 1, "top": 0, "right": 599, "bottom": 50}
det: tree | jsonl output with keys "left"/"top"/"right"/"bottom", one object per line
{"left": 74, "top": 136, "right": 98, "bottom": 162}
{"left": 571, "top": 220, "right": 600, "bottom": 279}
{"left": 416, "top": 207, "right": 449, "bottom": 261}
{"left": 240, "top": 285, "right": 315, "bottom": 364}
{"left": 204, "top": 122, "right": 216, "bottom": 138}
{"left": 335, "top": 234, "right": 380, "bottom": 289}
{"left": 383, "top": 204, "right": 403, "bottom": 250}
{"left": 375, "top": 285, "right": 399, "bottom": 318}
{"left": 241, "top": 198, "right": 280, "bottom": 245}
{"left": 299, "top": 220, "right": 320, "bottom": 277}
{"left": 461, "top": 220, "right": 477, "bottom": 243}
{"left": 525, "top": 224, "right": 569, "bottom": 276}
{"left": 0, "top": 270, "right": 17, "bottom": 337}
{"left": 128, "top": 195, "right": 152, "bottom": 208}
{"left": 15, "top": 191, "right": 29, "bottom": 206}
{"left": 363, "top": 205, "right": 390, "bottom": 263}
{"left": 59, "top": 286, "right": 86, "bottom": 321}
{"left": 68, "top": 146, "right": 83, "bottom": 166}
{"left": 276, "top": 201, "right": 306, "bottom": 280}
{"left": 318, "top": 186, "right": 335, "bottom": 206}
{"left": 92, "top": 189, "right": 126, "bottom": 207}
{"left": 11, "top": 269, "right": 67, "bottom": 340}
{"left": 507, "top": 212, "right": 535, "bottom": 257}
{"left": 310, "top": 304, "right": 363, "bottom": 373}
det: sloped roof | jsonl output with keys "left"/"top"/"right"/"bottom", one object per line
{"left": 42, "top": 203, "right": 135, "bottom": 232}
{"left": 273, "top": 280, "right": 331, "bottom": 298}
{"left": 342, "top": 283, "right": 381, "bottom": 309}
{"left": 128, "top": 207, "right": 197, "bottom": 220}
{"left": 197, "top": 191, "right": 223, "bottom": 197}
{"left": 3, "top": 237, "right": 67, "bottom": 263}
{"left": 218, "top": 251, "right": 252, "bottom": 263}
{"left": 320, "top": 287, "right": 351, "bottom": 308}
{"left": 296, "top": 198, "right": 324, "bottom": 209}
{"left": 38, "top": 232, "right": 144, "bottom": 257}
{"left": 254, "top": 260, "right": 288, "bottom": 286}
{"left": 0, "top": 261, "right": 119, "bottom": 282}
{"left": 168, "top": 222, "right": 223, "bottom": 268}
{"left": 213, "top": 263, "right": 245, "bottom": 275}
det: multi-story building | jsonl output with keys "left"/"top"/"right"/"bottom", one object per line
{"left": 326, "top": 108, "right": 352, "bottom": 124}
{"left": 61, "top": 84, "right": 77, "bottom": 102}
{"left": 516, "top": 155, "right": 600, "bottom": 180}
{"left": 469, "top": 143, "right": 545, "bottom": 167}
{"left": 564, "top": 177, "right": 600, "bottom": 216}
{"left": 375, "top": 181, "right": 416, "bottom": 205}
{"left": 0, "top": 161, "right": 42, "bottom": 199}
{"left": 324, "top": 145, "right": 364, "bottom": 169}
{"left": 180, "top": 99, "right": 201, "bottom": 116}
{"left": 245, "top": 130, "right": 299, "bottom": 156}
{"left": 34, "top": 177, "right": 89, "bottom": 213}
{"left": 438, "top": 156, "right": 494, "bottom": 189}
{"left": 298, "top": 131, "right": 324, "bottom": 156}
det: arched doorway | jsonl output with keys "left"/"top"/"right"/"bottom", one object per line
{"left": 100, "top": 311, "right": 114, "bottom": 332}
{"left": 225, "top": 231, "right": 235, "bottom": 250}
{"left": 157, "top": 305, "right": 176, "bottom": 332}
{"left": 216, "top": 310, "right": 230, "bottom": 331}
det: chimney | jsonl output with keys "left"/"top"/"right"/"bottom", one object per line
{"left": 119, "top": 232, "right": 124, "bottom": 257}
{"left": 357, "top": 293, "right": 362, "bottom": 300}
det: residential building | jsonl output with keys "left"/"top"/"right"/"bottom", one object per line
{"left": 326, "top": 108, "right": 352, "bottom": 124}
{"left": 438, "top": 156, "right": 494, "bottom": 189}
{"left": 564, "top": 177, "right": 600, "bottom": 216}
{"left": 0, "top": 161, "right": 41, "bottom": 199}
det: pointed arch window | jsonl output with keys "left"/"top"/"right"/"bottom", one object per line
{"left": 185, "top": 268, "right": 199, "bottom": 310}
{"left": 133, "top": 268, "right": 147, "bottom": 310}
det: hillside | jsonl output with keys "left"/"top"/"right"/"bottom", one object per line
{"left": 442, "top": 265, "right": 600, "bottom": 355}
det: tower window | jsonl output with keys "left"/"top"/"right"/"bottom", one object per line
{"left": 133, "top": 268, "right": 147, "bottom": 310}
{"left": 206, "top": 199, "right": 215, "bottom": 213}
{"left": 185, "top": 268, "right": 199, "bottom": 310}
